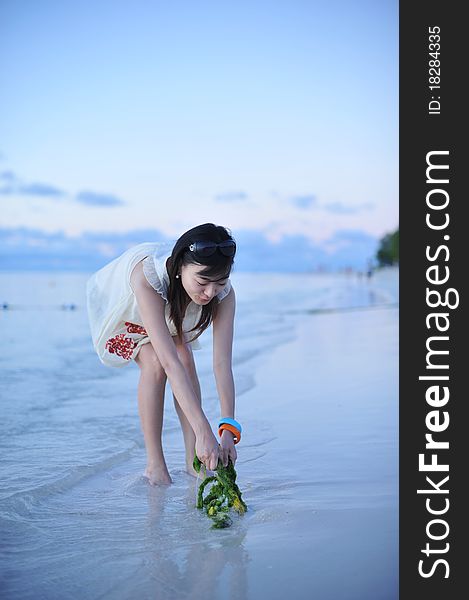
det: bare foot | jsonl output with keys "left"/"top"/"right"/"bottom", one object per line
{"left": 143, "top": 465, "right": 173, "bottom": 486}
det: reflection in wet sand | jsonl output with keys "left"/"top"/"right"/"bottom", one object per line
{"left": 145, "top": 479, "right": 249, "bottom": 600}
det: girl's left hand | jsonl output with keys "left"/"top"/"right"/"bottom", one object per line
{"left": 219, "top": 429, "right": 237, "bottom": 467}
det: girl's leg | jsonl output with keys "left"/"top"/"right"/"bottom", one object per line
{"left": 135, "top": 343, "right": 172, "bottom": 485}
{"left": 172, "top": 338, "right": 204, "bottom": 476}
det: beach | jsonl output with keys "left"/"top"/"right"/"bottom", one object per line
{"left": 0, "top": 268, "right": 398, "bottom": 599}
{"left": 237, "top": 297, "right": 398, "bottom": 599}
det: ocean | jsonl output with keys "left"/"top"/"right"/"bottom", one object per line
{"left": 0, "top": 268, "right": 398, "bottom": 600}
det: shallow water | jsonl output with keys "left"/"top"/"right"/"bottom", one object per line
{"left": 0, "top": 268, "right": 398, "bottom": 599}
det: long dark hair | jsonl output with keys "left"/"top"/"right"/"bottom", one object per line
{"left": 166, "top": 223, "right": 236, "bottom": 343}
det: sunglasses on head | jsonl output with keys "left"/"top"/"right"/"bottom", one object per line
{"left": 188, "top": 240, "right": 236, "bottom": 257}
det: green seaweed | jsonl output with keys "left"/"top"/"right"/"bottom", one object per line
{"left": 193, "top": 453, "right": 247, "bottom": 529}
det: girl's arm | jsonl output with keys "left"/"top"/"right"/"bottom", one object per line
{"left": 130, "top": 262, "right": 219, "bottom": 469}
{"left": 212, "top": 287, "right": 236, "bottom": 417}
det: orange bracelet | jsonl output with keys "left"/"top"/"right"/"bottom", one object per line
{"left": 218, "top": 423, "right": 241, "bottom": 444}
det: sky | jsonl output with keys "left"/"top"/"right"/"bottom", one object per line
{"left": 0, "top": 0, "right": 398, "bottom": 270}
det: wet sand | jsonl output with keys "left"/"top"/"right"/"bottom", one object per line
{"left": 233, "top": 302, "right": 398, "bottom": 600}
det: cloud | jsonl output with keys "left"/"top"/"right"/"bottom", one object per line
{"left": 19, "top": 182, "right": 65, "bottom": 196}
{"left": 0, "top": 171, "right": 65, "bottom": 197}
{"left": 0, "top": 167, "right": 125, "bottom": 207}
{"left": 0, "top": 186, "right": 15, "bottom": 195}
{"left": 289, "top": 195, "right": 317, "bottom": 209}
{"left": 322, "top": 229, "right": 378, "bottom": 266}
{"left": 76, "top": 191, "right": 125, "bottom": 207}
{"left": 323, "top": 201, "right": 374, "bottom": 214}
{"left": 233, "top": 229, "right": 378, "bottom": 272}
{"left": 0, "top": 170, "right": 18, "bottom": 194}
{"left": 0, "top": 170, "right": 17, "bottom": 182}
{"left": 214, "top": 191, "right": 248, "bottom": 202}
{"left": 0, "top": 226, "right": 379, "bottom": 272}
{"left": 0, "top": 227, "right": 169, "bottom": 271}
{"left": 329, "top": 230, "right": 376, "bottom": 242}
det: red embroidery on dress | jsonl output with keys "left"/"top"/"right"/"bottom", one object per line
{"left": 105, "top": 334, "right": 137, "bottom": 360}
{"left": 125, "top": 322, "right": 147, "bottom": 335}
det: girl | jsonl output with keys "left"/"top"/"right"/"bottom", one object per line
{"left": 86, "top": 223, "right": 241, "bottom": 485}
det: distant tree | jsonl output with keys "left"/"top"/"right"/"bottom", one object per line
{"left": 376, "top": 228, "right": 399, "bottom": 266}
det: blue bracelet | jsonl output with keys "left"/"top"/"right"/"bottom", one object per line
{"left": 218, "top": 417, "right": 242, "bottom": 433}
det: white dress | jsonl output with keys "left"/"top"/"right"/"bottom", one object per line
{"left": 86, "top": 242, "right": 232, "bottom": 367}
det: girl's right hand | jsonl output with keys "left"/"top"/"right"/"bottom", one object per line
{"left": 195, "top": 427, "right": 220, "bottom": 471}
